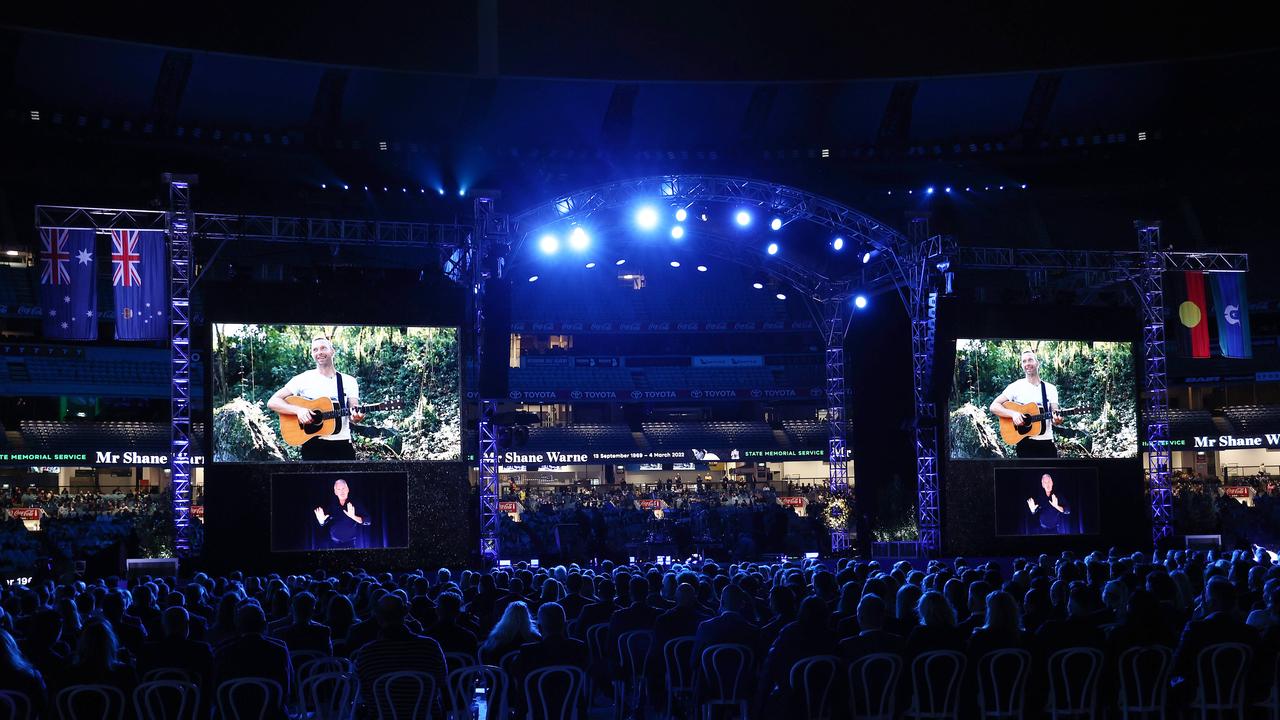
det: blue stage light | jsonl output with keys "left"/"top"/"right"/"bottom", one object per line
{"left": 459, "top": 188, "right": 467, "bottom": 197}
{"left": 321, "top": 183, "right": 326, "bottom": 189}
{"left": 569, "top": 227, "right": 590, "bottom": 251}
{"left": 615, "top": 259, "right": 626, "bottom": 266}
{"left": 342, "top": 184, "right": 349, "bottom": 191}
{"left": 538, "top": 234, "right": 560, "bottom": 255}
{"left": 735, "top": 210, "right": 752, "bottom": 227}
{"left": 752, "top": 281, "right": 764, "bottom": 290}
{"left": 670, "top": 261, "right": 681, "bottom": 268}
{"left": 854, "top": 294, "right": 868, "bottom": 309}
{"left": 775, "top": 292, "right": 787, "bottom": 300}
{"left": 1020, "top": 183, "right": 1028, "bottom": 189}
{"left": 675, "top": 208, "right": 688, "bottom": 222}
{"left": 925, "top": 186, "right": 935, "bottom": 195}
{"left": 636, "top": 206, "right": 659, "bottom": 230}
{"left": 437, "top": 188, "right": 445, "bottom": 196}
{"left": 401, "top": 187, "right": 407, "bottom": 193}
{"left": 696, "top": 265, "right": 708, "bottom": 272}
{"left": 585, "top": 262, "right": 596, "bottom": 268}
{"left": 528, "top": 275, "right": 539, "bottom": 283}
{"left": 944, "top": 186, "right": 952, "bottom": 194}
{"left": 770, "top": 217, "right": 782, "bottom": 231}
{"left": 671, "top": 226, "right": 685, "bottom": 239}
{"left": 363, "top": 185, "right": 368, "bottom": 191}
{"left": 832, "top": 237, "right": 844, "bottom": 251}
{"left": 862, "top": 251, "right": 873, "bottom": 264}
{"left": 766, "top": 242, "right": 779, "bottom": 256}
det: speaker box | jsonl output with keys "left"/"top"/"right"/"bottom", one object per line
{"left": 479, "top": 278, "right": 512, "bottom": 398}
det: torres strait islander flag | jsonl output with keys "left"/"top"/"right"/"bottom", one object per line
{"left": 110, "top": 229, "right": 169, "bottom": 340}
{"left": 1209, "top": 273, "right": 1252, "bottom": 359}
{"left": 1171, "top": 271, "right": 1211, "bottom": 359}
{"left": 37, "top": 228, "right": 98, "bottom": 340}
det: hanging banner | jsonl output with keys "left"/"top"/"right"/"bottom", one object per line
{"left": 38, "top": 228, "right": 98, "bottom": 340}
{"left": 111, "top": 230, "right": 169, "bottom": 341}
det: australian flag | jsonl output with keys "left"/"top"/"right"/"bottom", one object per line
{"left": 111, "top": 229, "right": 168, "bottom": 340}
{"left": 38, "top": 228, "right": 98, "bottom": 340}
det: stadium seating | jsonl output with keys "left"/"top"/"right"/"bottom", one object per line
{"left": 18, "top": 420, "right": 207, "bottom": 453}
{"left": 641, "top": 421, "right": 776, "bottom": 448}
{"left": 1222, "top": 405, "right": 1280, "bottom": 434}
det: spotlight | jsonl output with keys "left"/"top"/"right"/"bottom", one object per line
{"left": 585, "top": 262, "right": 596, "bottom": 268}
{"left": 401, "top": 187, "right": 407, "bottom": 193}
{"left": 528, "top": 275, "right": 539, "bottom": 283}
{"left": 670, "top": 261, "right": 681, "bottom": 268}
{"left": 944, "top": 186, "right": 952, "bottom": 194}
{"left": 832, "top": 237, "right": 845, "bottom": 251}
{"left": 1020, "top": 183, "right": 1028, "bottom": 189}
{"left": 675, "top": 208, "right": 688, "bottom": 222}
{"left": 437, "top": 188, "right": 445, "bottom": 196}
{"left": 752, "top": 282, "right": 764, "bottom": 290}
{"left": 770, "top": 217, "right": 782, "bottom": 231}
{"left": 862, "top": 251, "right": 873, "bottom": 264}
{"left": 696, "top": 265, "right": 708, "bottom": 272}
{"left": 854, "top": 295, "right": 868, "bottom": 309}
{"left": 321, "top": 183, "right": 327, "bottom": 189}
{"left": 700, "top": 212, "right": 709, "bottom": 222}
{"left": 420, "top": 188, "right": 426, "bottom": 193}
{"left": 735, "top": 210, "right": 752, "bottom": 227}
{"left": 766, "top": 243, "right": 779, "bottom": 256}
{"left": 615, "top": 259, "right": 626, "bottom": 266}
{"left": 635, "top": 206, "right": 659, "bottom": 230}
{"left": 568, "top": 227, "right": 590, "bottom": 251}
{"left": 363, "top": 185, "right": 369, "bottom": 191}
{"left": 538, "top": 234, "right": 560, "bottom": 255}
{"left": 459, "top": 188, "right": 467, "bottom": 197}
{"left": 776, "top": 292, "right": 787, "bottom": 300}
{"left": 671, "top": 226, "right": 685, "bottom": 239}
{"left": 342, "top": 184, "right": 349, "bottom": 191}
{"left": 965, "top": 187, "right": 972, "bottom": 192}
{"left": 383, "top": 187, "right": 388, "bottom": 192}
{"left": 925, "top": 186, "right": 935, "bottom": 195}
{"left": 998, "top": 185, "right": 1004, "bottom": 190}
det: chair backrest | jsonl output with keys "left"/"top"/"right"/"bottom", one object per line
{"left": 789, "top": 655, "right": 843, "bottom": 720}
{"left": 700, "top": 643, "right": 755, "bottom": 703}
{"left": 55, "top": 685, "right": 127, "bottom": 720}
{"left": 663, "top": 637, "right": 698, "bottom": 691}
{"left": 372, "top": 671, "right": 437, "bottom": 720}
{"left": 524, "top": 666, "right": 586, "bottom": 720}
{"left": 290, "top": 650, "right": 326, "bottom": 670}
{"left": 300, "top": 672, "right": 357, "bottom": 720}
{"left": 446, "top": 665, "right": 508, "bottom": 720}
{"left": 0, "top": 691, "right": 32, "bottom": 720}
{"left": 1046, "top": 647, "right": 1104, "bottom": 718}
{"left": 140, "top": 669, "right": 197, "bottom": 686}
{"left": 974, "top": 649, "right": 1030, "bottom": 719}
{"left": 133, "top": 681, "right": 200, "bottom": 720}
{"left": 444, "top": 651, "right": 477, "bottom": 674}
{"left": 908, "top": 650, "right": 966, "bottom": 719}
{"left": 585, "top": 624, "right": 609, "bottom": 666}
{"left": 1193, "top": 642, "right": 1253, "bottom": 712}
{"left": 848, "top": 653, "right": 902, "bottom": 720}
{"left": 215, "top": 678, "right": 285, "bottom": 720}
{"left": 1117, "top": 645, "right": 1172, "bottom": 714}
{"left": 498, "top": 649, "right": 521, "bottom": 678}
{"left": 616, "top": 630, "right": 655, "bottom": 683}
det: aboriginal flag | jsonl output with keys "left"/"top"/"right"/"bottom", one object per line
{"left": 1170, "top": 271, "right": 1210, "bottom": 359}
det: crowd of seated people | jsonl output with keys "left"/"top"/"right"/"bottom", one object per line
{"left": 0, "top": 546, "right": 1278, "bottom": 718}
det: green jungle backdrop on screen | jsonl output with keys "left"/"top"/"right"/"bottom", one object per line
{"left": 948, "top": 339, "right": 1137, "bottom": 460}
{"left": 211, "top": 324, "right": 460, "bottom": 462}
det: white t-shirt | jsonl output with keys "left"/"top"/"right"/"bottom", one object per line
{"left": 999, "top": 378, "right": 1059, "bottom": 441}
{"left": 284, "top": 369, "right": 360, "bottom": 441}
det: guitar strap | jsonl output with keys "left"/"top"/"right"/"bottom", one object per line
{"left": 1040, "top": 380, "right": 1050, "bottom": 439}
{"left": 334, "top": 372, "right": 346, "bottom": 437}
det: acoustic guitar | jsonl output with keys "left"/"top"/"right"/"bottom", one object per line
{"left": 276, "top": 395, "right": 404, "bottom": 446}
{"left": 998, "top": 401, "right": 1092, "bottom": 446}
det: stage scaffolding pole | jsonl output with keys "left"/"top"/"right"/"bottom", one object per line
{"left": 473, "top": 196, "right": 509, "bottom": 567}
{"left": 1137, "top": 221, "right": 1173, "bottom": 548}
{"left": 819, "top": 295, "right": 851, "bottom": 553}
{"left": 164, "top": 174, "right": 197, "bottom": 556}
{"left": 905, "top": 219, "right": 949, "bottom": 556}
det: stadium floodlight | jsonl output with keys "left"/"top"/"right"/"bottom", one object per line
{"left": 766, "top": 242, "right": 779, "bottom": 256}
{"left": 832, "top": 237, "right": 845, "bottom": 251}
{"left": 538, "top": 234, "right": 560, "bottom": 255}
{"left": 854, "top": 294, "right": 868, "bottom": 309}
{"left": 671, "top": 226, "right": 685, "bottom": 239}
{"left": 635, "top": 206, "right": 659, "bottom": 230}
{"left": 568, "top": 227, "right": 590, "bottom": 251}
{"left": 735, "top": 210, "right": 752, "bottom": 227}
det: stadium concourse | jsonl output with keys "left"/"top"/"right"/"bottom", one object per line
{"left": 4, "top": 7, "right": 1280, "bottom": 719}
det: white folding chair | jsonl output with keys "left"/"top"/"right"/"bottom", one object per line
{"left": 447, "top": 665, "right": 508, "bottom": 720}
{"left": 903, "top": 650, "right": 966, "bottom": 720}
{"left": 975, "top": 649, "right": 1030, "bottom": 720}
{"left": 699, "top": 643, "right": 755, "bottom": 720}
{"left": 55, "top": 685, "right": 126, "bottom": 720}
{"left": 1117, "top": 645, "right": 1171, "bottom": 720}
{"left": 848, "top": 653, "right": 902, "bottom": 720}
{"left": 216, "top": 678, "right": 285, "bottom": 720}
{"left": 789, "top": 655, "right": 843, "bottom": 720}
{"left": 372, "top": 671, "right": 438, "bottom": 720}
{"left": 133, "top": 680, "right": 200, "bottom": 720}
{"left": 1190, "top": 642, "right": 1252, "bottom": 720}
{"left": 1045, "top": 647, "right": 1103, "bottom": 720}
{"left": 0, "top": 691, "right": 33, "bottom": 720}
{"left": 524, "top": 666, "right": 587, "bottom": 720}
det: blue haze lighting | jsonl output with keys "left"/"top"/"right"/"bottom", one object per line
{"left": 635, "top": 206, "right": 659, "bottom": 230}
{"left": 538, "top": 234, "right": 560, "bottom": 255}
{"left": 675, "top": 208, "right": 688, "bottom": 222}
{"left": 568, "top": 227, "right": 590, "bottom": 251}
{"left": 854, "top": 295, "right": 868, "bottom": 309}
{"left": 735, "top": 210, "right": 752, "bottom": 227}
{"left": 671, "top": 226, "right": 685, "bottom": 239}
{"left": 766, "top": 243, "right": 779, "bottom": 256}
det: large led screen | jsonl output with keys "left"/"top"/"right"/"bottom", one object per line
{"left": 212, "top": 324, "right": 459, "bottom": 462}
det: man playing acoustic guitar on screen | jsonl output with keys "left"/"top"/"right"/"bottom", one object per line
{"left": 989, "top": 348, "right": 1062, "bottom": 458}
{"left": 267, "top": 336, "right": 365, "bottom": 460}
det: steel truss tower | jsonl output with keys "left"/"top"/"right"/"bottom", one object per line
{"left": 819, "top": 295, "right": 852, "bottom": 552}
{"left": 165, "top": 175, "right": 196, "bottom": 555}
{"left": 1137, "top": 222, "right": 1173, "bottom": 546}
